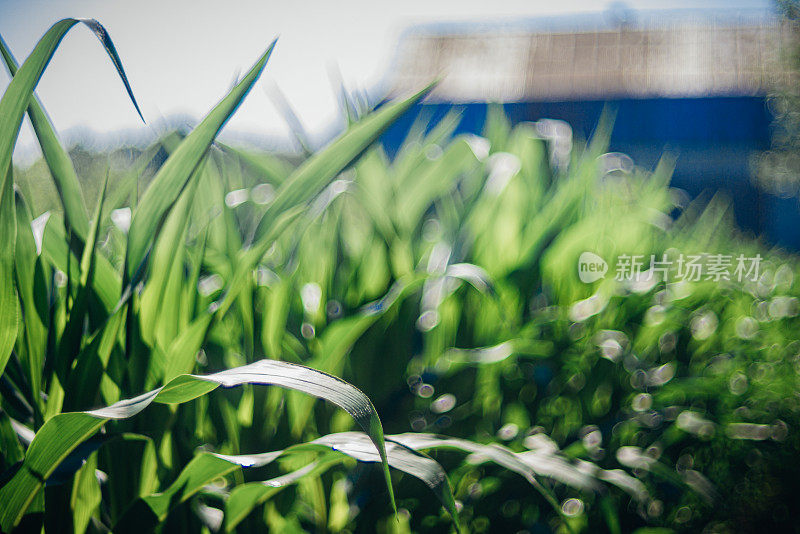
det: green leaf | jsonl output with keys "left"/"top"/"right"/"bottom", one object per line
{"left": 0, "top": 359, "right": 392, "bottom": 530}
{"left": 288, "top": 277, "right": 421, "bottom": 435}
{"left": 41, "top": 214, "right": 121, "bottom": 313}
{"left": 138, "top": 167, "right": 201, "bottom": 349}
{"left": 394, "top": 138, "right": 479, "bottom": 233}
{"left": 253, "top": 83, "right": 435, "bottom": 240}
{"left": 391, "top": 433, "right": 649, "bottom": 515}
{"left": 222, "top": 454, "right": 342, "bottom": 532}
{"left": 0, "top": 165, "right": 18, "bottom": 377}
{"left": 219, "top": 432, "right": 461, "bottom": 532}
{"left": 0, "top": 35, "right": 88, "bottom": 239}
{"left": 119, "top": 449, "right": 341, "bottom": 533}
{"left": 56, "top": 171, "right": 109, "bottom": 385}
{"left": 63, "top": 307, "right": 124, "bottom": 411}
{"left": 125, "top": 40, "right": 277, "bottom": 280}
{"left": 0, "top": 412, "right": 107, "bottom": 531}
{"left": 70, "top": 452, "right": 101, "bottom": 534}
{"left": 213, "top": 87, "right": 433, "bottom": 321}
{"left": 314, "top": 433, "right": 460, "bottom": 530}
{"left": 161, "top": 312, "right": 213, "bottom": 382}
{"left": 390, "top": 432, "right": 561, "bottom": 512}
{"left": 0, "top": 19, "right": 142, "bottom": 241}
{"left": 100, "top": 433, "right": 158, "bottom": 524}
{"left": 115, "top": 453, "right": 241, "bottom": 533}
{"left": 13, "top": 188, "right": 49, "bottom": 419}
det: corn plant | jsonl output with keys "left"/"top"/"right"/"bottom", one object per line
{"left": 0, "top": 19, "right": 455, "bottom": 533}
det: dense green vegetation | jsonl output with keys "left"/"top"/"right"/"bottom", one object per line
{"left": 2, "top": 18, "right": 800, "bottom": 534}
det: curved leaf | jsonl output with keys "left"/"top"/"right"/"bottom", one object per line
{"left": 1, "top": 35, "right": 87, "bottom": 238}
{"left": 0, "top": 20, "right": 141, "bottom": 360}
{"left": 222, "top": 455, "right": 341, "bottom": 532}
{"left": 120, "top": 450, "right": 342, "bottom": 533}
{"left": 0, "top": 18, "right": 140, "bottom": 180}
{"left": 0, "top": 359, "right": 392, "bottom": 531}
{"left": 0, "top": 18, "right": 142, "bottom": 240}
{"left": 313, "top": 432, "right": 459, "bottom": 531}
{"left": 390, "top": 432, "right": 563, "bottom": 514}
{"left": 114, "top": 453, "right": 241, "bottom": 532}
{"left": 219, "top": 432, "right": 460, "bottom": 532}
{"left": 392, "top": 433, "right": 649, "bottom": 507}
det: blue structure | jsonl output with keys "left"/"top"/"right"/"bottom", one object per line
{"left": 381, "top": 12, "right": 800, "bottom": 250}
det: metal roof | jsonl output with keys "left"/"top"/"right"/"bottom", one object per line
{"left": 389, "top": 13, "right": 795, "bottom": 101}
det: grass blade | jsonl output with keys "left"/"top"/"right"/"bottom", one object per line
{"left": 390, "top": 433, "right": 563, "bottom": 514}
{"left": 40, "top": 214, "right": 120, "bottom": 314}
{"left": 115, "top": 453, "right": 241, "bottom": 532}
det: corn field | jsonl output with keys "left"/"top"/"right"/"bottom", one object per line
{"left": 1, "top": 18, "right": 800, "bottom": 534}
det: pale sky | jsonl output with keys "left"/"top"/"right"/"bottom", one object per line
{"left": 0, "top": 0, "right": 773, "bottom": 158}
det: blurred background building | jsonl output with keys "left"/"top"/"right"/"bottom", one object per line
{"left": 383, "top": 9, "right": 800, "bottom": 248}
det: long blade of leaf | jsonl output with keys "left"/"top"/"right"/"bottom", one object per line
{"left": 253, "top": 83, "right": 435, "bottom": 240}
{"left": 119, "top": 450, "right": 342, "bottom": 533}
{"left": 41, "top": 214, "right": 120, "bottom": 313}
{"left": 0, "top": 359, "right": 391, "bottom": 530}
{"left": 310, "top": 433, "right": 459, "bottom": 531}
{"left": 114, "top": 453, "right": 242, "bottom": 532}
{"left": 12, "top": 189, "right": 48, "bottom": 418}
{"left": 0, "top": 19, "right": 142, "bottom": 240}
{"left": 0, "top": 35, "right": 88, "bottom": 238}
{"left": 222, "top": 455, "right": 341, "bottom": 532}
{"left": 215, "top": 432, "right": 461, "bottom": 532}
{"left": 211, "top": 86, "right": 433, "bottom": 320}
{"left": 56, "top": 171, "right": 109, "bottom": 386}
{"left": 124, "top": 40, "right": 277, "bottom": 280}
{"left": 389, "top": 432, "right": 563, "bottom": 514}
{"left": 0, "top": 165, "right": 18, "bottom": 376}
